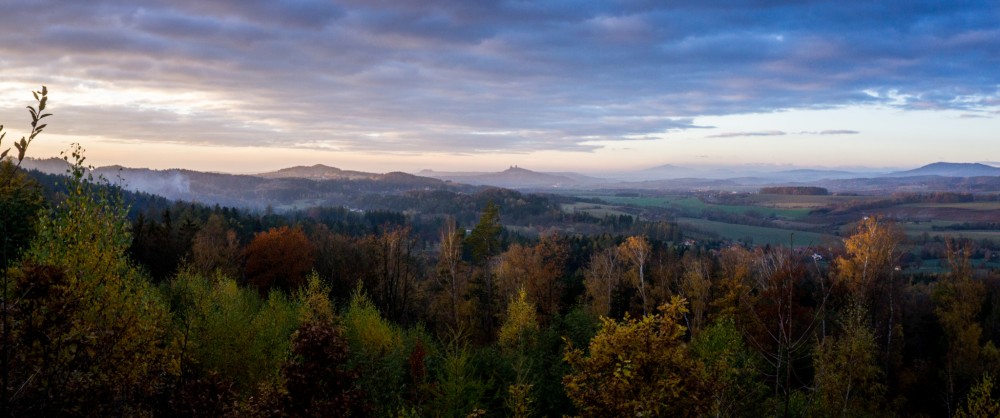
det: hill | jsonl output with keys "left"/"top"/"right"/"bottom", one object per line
{"left": 420, "top": 166, "right": 583, "bottom": 189}
{"left": 887, "top": 162, "right": 1000, "bottom": 177}
{"left": 256, "top": 164, "right": 379, "bottom": 180}
{"left": 17, "top": 163, "right": 461, "bottom": 210}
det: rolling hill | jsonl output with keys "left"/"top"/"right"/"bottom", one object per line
{"left": 887, "top": 162, "right": 1000, "bottom": 177}
{"left": 256, "top": 164, "right": 379, "bottom": 180}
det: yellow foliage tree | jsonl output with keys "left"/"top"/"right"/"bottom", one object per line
{"left": 498, "top": 288, "right": 539, "bottom": 352}
{"left": 833, "top": 216, "right": 903, "bottom": 365}
{"left": 835, "top": 216, "right": 902, "bottom": 299}
{"left": 619, "top": 235, "right": 652, "bottom": 315}
{"left": 563, "top": 296, "right": 711, "bottom": 417}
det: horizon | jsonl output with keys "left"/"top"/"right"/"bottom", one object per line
{"left": 19, "top": 154, "right": 1000, "bottom": 178}
{"left": 1, "top": 1, "right": 998, "bottom": 173}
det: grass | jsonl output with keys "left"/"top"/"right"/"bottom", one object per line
{"left": 676, "top": 217, "right": 838, "bottom": 247}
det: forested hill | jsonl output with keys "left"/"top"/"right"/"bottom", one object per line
{"left": 21, "top": 167, "right": 653, "bottom": 242}
{"left": 21, "top": 159, "right": 474, "bottom": 210}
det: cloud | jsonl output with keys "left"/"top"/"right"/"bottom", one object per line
{"left": 0, "top": 0, "right": 996, "bottom": 155}
{"left": 803, "top": 130, "right": 861, "bottom": 135}
{"left": 707, "top": 129, "right": 860, "bottom": 139}
{"left": 707, "top": 131, "right": 786, "bottom": 138}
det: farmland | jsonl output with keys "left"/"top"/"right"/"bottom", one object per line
{"left": 676, "top": 217, "right": 838, "bottom": 247}
{"left": 567, "top": 190, "right": 1000, "bottom": 250}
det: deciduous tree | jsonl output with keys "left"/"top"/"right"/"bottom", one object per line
{"left": 563, "top": 296, "right": 711, "bottom": 417}
{"left": 811, "top": 304, "right": 885, "bottom": 417}
{"left": 583, "top": 246, "right": 622, "bottom": 318}
{"left": 834, "top": 216, "right": 903, "bottom": 362}
{"left": 10, "top": 144, "right": 176, "bottom": 415}
{"left": 244, "top": 226, "right": 315, "bottom": 294}
{"left": 433, "top": 217, "right": 471, "bottom": 331}
{"left": 934, "top": 240, "right": 992, "bottom": 415}
{"left": 619, "top": 235, "right": 652, "bottom": 315}
{"left": 189, "top": 213, "right": 242, "bottom": 279}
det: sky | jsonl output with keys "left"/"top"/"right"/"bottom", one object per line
{"left": 0, "top": 0, "right": 998, "bottom": 174}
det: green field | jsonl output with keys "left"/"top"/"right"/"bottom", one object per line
{"left": 677, "top": 217, "right": 838, "bottom": 247}
{"left": 899, "top": 220, "right": 1000, "bottom": 241}
{"left": 751, "top": 194, "right": 885, "bottom": 208}
{"left": 592, "top": 195, "right": 811, "bottom": 220}
{"left": 571, "top": 192, "right": 1000, "bottom": 247}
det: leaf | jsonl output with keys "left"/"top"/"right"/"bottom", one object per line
{"left": 42, "top": 85, "right": 47, "bottom": 95}
{"left": 1, "top": 149, "right": 8, "bottom": 159}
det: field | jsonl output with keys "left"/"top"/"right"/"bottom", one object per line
{"left": 749, "top": 194, "right": 886, "bottom": 209}
{"left": 900, "top": 201, "right": 1000, "bottom": 211}
{"left": 568, "top": 191, "right": 1000, "bottom": 248}
{"left": 898, "top": 220, "right": 1000, "bottom": 241}
{"left": 677, "top": 217, "right": 838, "bottom": 247}
{"left": 588, "top": 195, "right": 812, "bottom": 219}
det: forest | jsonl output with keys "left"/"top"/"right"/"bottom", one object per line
{"left": 3, "top": 88, "right": 1000, "bottom": 417}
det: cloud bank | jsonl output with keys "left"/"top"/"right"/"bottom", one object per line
{"left": 0, "top": 0, "right": 996, "bottom": 155}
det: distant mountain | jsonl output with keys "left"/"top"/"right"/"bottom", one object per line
{"left": 820, "top": 175, "right": 1000, "bottom": 193}
{"left": 635, "top": 164, "right": 695, "bottom": 179}
{"left": 545, "top": 172, "right": 609, "bottom": 184}
{"left": 256, "top": 164, "right": 378, "bottom": 180}
{"left": 766, "top": 169, "right": 863, "bottom": 182}
{"left": 420, "top": 166, "right": 584, "bottom": 189}
{"left": 887, "top": 162, "right": 1000, "bottom": 177}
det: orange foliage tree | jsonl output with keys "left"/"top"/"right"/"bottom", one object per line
{"left": 244, "top": 226, "right": 315, "bottom": 294}
{"left": 495, "top": 234, "right": 568, "bottom": 322}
